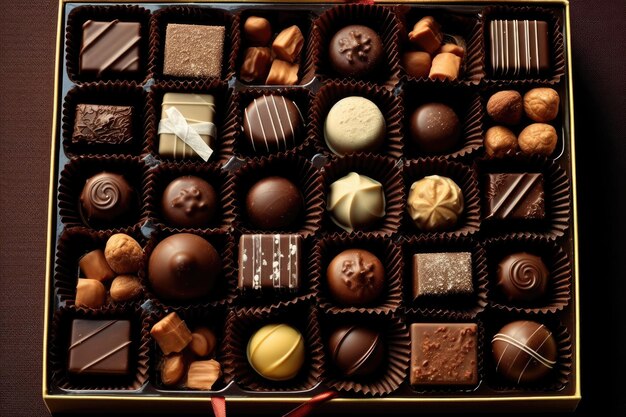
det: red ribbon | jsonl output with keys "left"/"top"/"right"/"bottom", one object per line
{"left": 210, "top": 391, "right": 338, "bottom": 417}
{"left": 343, "top": 0, "right": 376, "bottom": 4}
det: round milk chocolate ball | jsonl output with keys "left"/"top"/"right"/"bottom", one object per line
{"left": 492, "top": 320, "right": 557, "bottom": 384}
{"left": 148, "top": 233, "right": 221, "bottom": 301}
{"left": 327, "top": 249, "right": 385, "bottom": 306}
{"left": 247, "top": 324, "right": 305, "bottom": 381}
{"left": 80, "top": 172, "right": 135, "bottom": 225}
{"left": 329, "top": 25, "right": 384, "bottom": 78}
{"left": 245, "top": 176, "right": 303, "bottom": 230}
{"left": 328, "top": 325, "right": 385, "bottom": 377}
{"left": 410, "top": 103, "right": 461, "bottom": 154}
{"left": 161, "top": 176, "right": 218, "bottom": 228}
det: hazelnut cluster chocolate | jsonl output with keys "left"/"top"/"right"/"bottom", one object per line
{"left": 50, "top": 2, "right": 574, "bottom": 407}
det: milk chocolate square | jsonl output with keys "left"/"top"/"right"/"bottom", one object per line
{"left": 484, "top": 173, "right": 545, "bottom": 220}
{"left": 79, "top": 20, "right": 141, "bottom": 77}
{"left": 412, "top": 252, "right": 473, "bottom": 299}
{"left": 163, "top": 24, "right": 225, "bottom": 78}
{"left": 68, "top": 319, "right": 131, "bottom": 375}
{"left": 238, "top": 234, "right": 301, "bottom": 291}
{"left": 410, "top": 323, "right": 478, "bottom": 386}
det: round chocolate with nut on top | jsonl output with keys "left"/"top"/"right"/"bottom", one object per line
{"left": 161, "top": 176, "right": 218, "bottom": 228}
{"left": 329, "top": 25, "right": 384, "bottom": 78}
{"left": 326, "top": 249, "right": 385, "bottom": 306}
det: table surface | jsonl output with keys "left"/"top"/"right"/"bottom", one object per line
{"left": 1, "top": 1, "right": 624, "bottom": 416}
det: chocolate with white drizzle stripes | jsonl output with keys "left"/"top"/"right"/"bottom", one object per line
{"left": 243, "top": 95, "right": 304, "bottom": 153}
{"left": 489, "top": 20, "right": 550, "bottom": 77}
{"left": 492, "top": 320, "right": 557, "bottom": 384}
{"left": 238, "top": 234, "right": 301, "bottom": 292}
{"left": 68, "top": 319, "right": 132, "bottom": 375}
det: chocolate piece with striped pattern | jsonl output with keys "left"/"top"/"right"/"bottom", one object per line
{"left": 243, "top": 95, "right": 303, "bottom": 153}
{"left": 238, "top": 234, "right": 301, "bottom": 292}
{"left": 485, "top": 173, "right": 545, "bottom": 221}
{"left": 492, "top": 320, "right": 557, "bottom": 384}
{"left": 79, "top": 20, "right": 141, "bottom": 77}
{"left": 489, "top": 20, "right": 550, "bottom": 78}
{"left": 68, "top": 319, "right": 132, "bottom": 375}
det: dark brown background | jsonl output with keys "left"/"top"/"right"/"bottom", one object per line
{"left": 0, "top": 1, "right": 624, "bottom": 416}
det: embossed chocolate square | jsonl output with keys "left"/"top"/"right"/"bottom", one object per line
{"left": 79, "top": 20, "right": 141, "bottom": 78}
{"left": 72, "top": 104, "right": 134, "bottom": 146}
{"left": 484, "top": 173, "right": 545, "bottom": 221}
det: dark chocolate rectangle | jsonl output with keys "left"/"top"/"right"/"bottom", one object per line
{"left": 489, "top": 20, "right": 550, "bottom": 77}
{"left": 72, "top": 104, "right": 134, "bottom": 145}
{"left": 485, "top": 173, "right": 545, "bottom": 221}
{"left": 238, "top": 234, "right": 301, "bottom": 291}
{"left": 80, "top": 20, "right": 141, "bottom": 77}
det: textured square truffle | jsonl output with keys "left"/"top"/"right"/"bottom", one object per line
{"left": 410, "top": 323, "right": 478, "bottom": 386}
{"left": 163, "top": 24, "right": 225, "bottom": 78}
{"left": 72, "top": 104, "right": 134, "bottom": 145}
{"left": 412, "top": 252, "right": 473, "bottom": 299}
{"left": 238, "top": 234, "right": 301, "bottom": 291}
{"left": 484, "top": 173, "right": 545, "bottom": 220}
{"left": 80, "top": 20, "right": 141, "bottom": 77}
{"left": 68, "top": 319, "right": 132, "bottom": 376}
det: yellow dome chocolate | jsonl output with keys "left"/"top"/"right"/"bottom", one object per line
{"left": 407, "top": 175, "right": 464, "bottom": 231}
{"left": 246, "top": 324, "right": 305, "bottom": 381}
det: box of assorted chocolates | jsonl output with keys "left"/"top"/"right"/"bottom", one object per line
{"left": 43, "top": 0, "right": 580, "bottom": 414}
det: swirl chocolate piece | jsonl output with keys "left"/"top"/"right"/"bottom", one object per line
{"left": 497, "top": 252, "right": 549, "bottom": 303}
{"left": 243, "top": 95, "right": 303, "bottom": 153}
{"left": 407, "top": 175, "right": 464, "bottom": 231}
{"left": 492, "top": 320, "right": 557, "bottom": 384}
{"left": 328, "top": 325, "right": 385, "bottom": 377}
{"left": 327, "top": 172, "right": 386, "bottom": 232}
{"left": 79, "top": 172, "right": 135, "bottom": 225}
{"left": 326, "top": 249, "right": 385, "bottom": 306}
{"left": 161, "top": 176, "right": 218, "bottom": 228}
{"left": 329, "top": 25, "right": 384, "bottom": 78}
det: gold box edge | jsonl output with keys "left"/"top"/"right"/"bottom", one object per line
{"left": 43, "top": 0, "right": 580, "bottom": 412}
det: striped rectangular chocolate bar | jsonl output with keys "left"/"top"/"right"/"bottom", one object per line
{"left": 68, "top": 319, "right": 131, "bottom": 376}
{"left": 80, "top": 20, "right": 141, "bottom": 77}
{"left": 489, "top": 19, "right": 550, "bottom": 77}
{"left": 238, "top": 234, "right": 301, "bottom": 291}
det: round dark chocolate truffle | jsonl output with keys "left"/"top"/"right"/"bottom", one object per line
{"left": 492, "top": 320, "right": 557, "bottom": 384}
{"left": 409, "top": 103, "right": 461, "bottom": 154}
{"left": 245, "top": 176, "right": 303, "bottom": 230}
{"left": 148, "top": 233, "right": 222, "bottom": 301}
{"left": 326, "top": 249, "right": 385, "bottom": 306}
{"left": 329, "top": 25, "right": 384, "bottom": 78}
{"left": 497, "top": 252, "right": 549, "bottom": 303}
{"left": 161, "top": 176, "right": 218, "bottom": 228}
{"left": 328, "top": 325, "right": 385, "bottom": 378}
{"left": 243, "top": 95, "right": 304, "bottom": 153}
{"left": 79, "top": 172, "right": 135, "bottom": 225}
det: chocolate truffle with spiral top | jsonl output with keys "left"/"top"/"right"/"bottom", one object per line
{"left": 497, "top": 252, "right": 549, "bottom": 303}
{"left": 329, "top": 25, "right": 384, "bottom": 78}
{"left": 326, "top": 249, "right": 385, "bottom": 306}
{"left": 79, "top": 172, "right": 135, "bottom": 226}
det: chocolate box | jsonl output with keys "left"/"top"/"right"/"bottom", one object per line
{"left": 43, "top": 0, "right": 581, "bottom": 414}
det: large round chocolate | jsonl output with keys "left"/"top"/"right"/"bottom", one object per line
{"left": 243, "top": 95, "right": 303, "bottom": 153}
{"left": 245, "top": 176, "right": 303, "bottom": 230}
{"left": 80, "top": 172, "right": 135, "bottom": 225}
{"left": 324, "top": 96, "right": 386, "bottom": 156}
{"left": 148, "top": 233, "right": 222, "bottom": 301}
{"left": 328, "top": 325, "right": 385, "bottom": 377}
{"left": 409, "top": 103, "right": 461, "bottom": 154}
{"left": 247, "top": 324, "right": 305, "bottom": 381}
{"left": 492, "top": 320, "right": 557, "bottom": 384}
{"left": 161, "top": 176, "right": 218, "bottom": 228}
{"left": 327, "top": 249, "right": 385, "bottom": 306}
{"left": 329, "top": 25, "right": 384, "bottom": 78}
{"left": 497, "top": 252, "right": 549, "bottom": 303}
